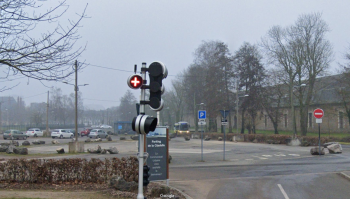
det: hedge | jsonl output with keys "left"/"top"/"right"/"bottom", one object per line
{"left": 0, "top": 157, "right": 138, "bottom": 184}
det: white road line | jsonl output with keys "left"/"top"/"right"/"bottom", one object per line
{"left": 274, "top": 154, "right": 286, "bottom": 156}
{"left": 278, "top": 184, "right": 290, "bottom": 199}
{"left": 288, "top": 154, "right": 300, "bottom": 156}
{"left": 262, "top": 155, "right": 272, "bottom": 157}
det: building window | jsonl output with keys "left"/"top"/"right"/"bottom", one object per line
{"left": 308, "top": 113, "right": 312, "bottom": 128}
{"left": 339, "top": 111, "right": 344, "bottom": 129}
{"left": 284, "top": 114, "right": 288, "bottom": 128}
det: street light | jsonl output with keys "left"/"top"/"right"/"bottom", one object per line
{"left": 236, "top": 94, "right": 249, "bottom": 134}
{"left": 291, "top": 83, "right": 306, "bottom": 138}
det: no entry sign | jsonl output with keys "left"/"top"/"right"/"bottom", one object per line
{"left": 313, "top": 108, "right": 324, "bottom": 119}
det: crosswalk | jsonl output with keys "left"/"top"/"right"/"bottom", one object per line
{"left": 242, "top": 153, "right": 305, "bottom": 161}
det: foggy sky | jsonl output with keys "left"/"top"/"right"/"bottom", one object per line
{"left": 3, "top": 0, "right": 350, "bottom": 109}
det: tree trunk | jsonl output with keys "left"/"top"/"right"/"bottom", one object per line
{"left": 273, "top": 122, "right": 279, "bottom": 134}
{"left": 299, "top": 107, "right": 308, "bottom": 136}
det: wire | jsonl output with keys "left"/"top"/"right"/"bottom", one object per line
{"left": 83, "top": 63, "right": 134, "bottom": 73}
{"left": 83, "top": 98, "right": 120, "bottom": 102}
{"left": 22, "top": 92, "right": 47, "bottom": 99}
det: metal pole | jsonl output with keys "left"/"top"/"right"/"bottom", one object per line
{"left": 236, "top": 79, "right": 239, "bottom": 134}
{"left": 291, "top": 86, "right": 297, "bottom": 138}
{"left": 318, "top": 123, "right": 321, "bottom": 156}
{"left": 46, "top": 91, "right": 49, "bottom": 137}
{"left": 201, "top": 122, "right": 203, "bottom": 161}
{"left": 223, "top": 110, "right": 226, "bottom": 161}
{"left": 75, "top": 60, "right": 78, "bottom": 143}
{"left": 137, "top": 62, "right": 147, "bottom": 199}
{"left": 0, "top": 102, "right": 2, "bottom": 134}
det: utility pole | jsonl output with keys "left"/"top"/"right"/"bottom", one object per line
{"left": 0, "top": 102, "right": 2, "bottom": 134}
{"left": 75, "top": 60, "right": 78, "bottom": 142}
{"left": 46, "top": 91, "right": 49, "bottom": 136}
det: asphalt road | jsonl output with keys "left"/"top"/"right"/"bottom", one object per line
{"left": 167, "top": 138, "right": 350, "bottom": 199}
{"left": 1, "top": 135, "right": 350, "bottom": 198}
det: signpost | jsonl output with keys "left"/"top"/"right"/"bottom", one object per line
{"left": 220, "top": 110, "right": 229, "bottom": 161}
{"left": 198, "top": 110, "right": 206, "bottom": 161}
{"left": 313, "top": 108, "right": 324, "bottom": 156}
{"left": 146, "top": 126, "right": 169, "bottom": 182}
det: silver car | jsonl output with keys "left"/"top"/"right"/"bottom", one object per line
{"left": 51, "top": 129, "right": 73, "bottom": 139}
{"left": 89, "top": 129, "right": 108, "bottom": 139}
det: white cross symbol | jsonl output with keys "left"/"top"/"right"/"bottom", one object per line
{"left": 131, "top": 77, "right": 140, "bottom": 87}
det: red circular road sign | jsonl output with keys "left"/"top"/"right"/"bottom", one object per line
{"left": 127, "top": 75, "right": 143, "bottom": 89}
{"left": 313, "top": 108, "right": 324, "bottom": 119}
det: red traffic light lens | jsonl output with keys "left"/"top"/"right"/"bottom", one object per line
{"left": 127, "top": 75, "right": 143, "bottom": 89}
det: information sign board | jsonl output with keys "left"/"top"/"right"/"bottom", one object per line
{"left": 146, "top": 127, "right": 168, "bottom": 181}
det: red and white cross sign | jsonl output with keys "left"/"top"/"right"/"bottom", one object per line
{"left": 313, "top": 108, "right": 324, "bottom": 119}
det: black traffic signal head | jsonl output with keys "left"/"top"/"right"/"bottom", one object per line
{"left": 143, "top": 165, "right": 150, "bottom": 187}
{"left": 132, "top": 115, "right": 158, "bottom": 134}
{"left": 148, "top": 62, "right": 167, "bottom": 111}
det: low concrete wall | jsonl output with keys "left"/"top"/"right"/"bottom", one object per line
{"left": 68, "top": 142, "right": 85, "bottom": 153}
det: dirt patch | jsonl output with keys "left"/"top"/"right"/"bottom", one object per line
{"left": 0, "top": 182, "right": 185, "bottom": 199}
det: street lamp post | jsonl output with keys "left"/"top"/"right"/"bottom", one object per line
{"left": 235, "top": 79, "right": 247, "bottom": 134}
{"left": 291, "top": 83, "right": 306, "bottom": 138}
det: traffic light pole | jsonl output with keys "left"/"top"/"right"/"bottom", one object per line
{"left": 137, "top": 62, "right": 147, "bottom": 199}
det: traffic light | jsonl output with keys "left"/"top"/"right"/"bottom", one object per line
{"left": 132, "top": 115, "right": 158, "bottom": 134}
{"left": 148, "top": 62, "right": 168, "bottom": 111}
{"left": 127, "top": 74, "right": 143, "bottom": 89}
{"left": 143, "top": 165, "right": 150, "bottom": 187}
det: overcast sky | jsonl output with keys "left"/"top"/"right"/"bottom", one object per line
{"left": 3, "top": 0, "right": 350, "bottom": 109}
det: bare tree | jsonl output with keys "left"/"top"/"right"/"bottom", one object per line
{"left": 187, "top": 41, "right": 233, "bottom": 132}
{"left": 118, "top": 90, "right": 137, "bottom": 121}
{"left": 233, "top": 42, "right": 266, "bottom": 134}
{"left": 260, "top": 69, "right": 287, "bottom": 134}
{"left": 262, "top": 13, "right": 333, "bottom": 136}
{"left": 0, "top": 0, "right": 86, "bottom": 84}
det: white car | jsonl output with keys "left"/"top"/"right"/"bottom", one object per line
{"left": 100, "top": 124, "right": 112, "bottom": 128}
{"left": 51, "top": 129, "right": 73, "bottom": 139}
{"left": 26, "top": 128, "right": 43, "bottom": 137}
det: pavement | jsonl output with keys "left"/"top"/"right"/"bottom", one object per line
{"left": 2, "top": 135, "right": 350, "bottom": 199}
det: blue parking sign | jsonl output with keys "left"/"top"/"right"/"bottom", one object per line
{"left": 198, "top": 110, "right": 206, "bottom": 119}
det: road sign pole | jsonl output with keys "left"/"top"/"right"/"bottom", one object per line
{"left": 318, "top": 123, "right": 321, "bottom": 156}
{"left": 201, "top": 124, "right": 203, "bottom": 161}
{"left": 223, "top": 110, "right": 226, "bottom": 161}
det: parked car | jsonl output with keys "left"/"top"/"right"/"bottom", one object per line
{"left": 80, "top": 128, "right": 92, "bottom": 137}
{"left": 3, "top": 129, "right": 27, "bottom": 140}
{"left": 51, "top": 129, "right": 73, "bottom": 139}
{"left": 26, "top": 128, "right": 43, "bottom": 137}
{"left": 100, "top": 124, "right": 112, "bottom": 129}
{"left": 67, "top": 129, "right": 80, "bottom": 137}
{"left": 89, "top": 129, "right": 108, "bottom": 139}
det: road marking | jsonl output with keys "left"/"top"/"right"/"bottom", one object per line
{"left": 288, "top": 154, "right": 300, "bottom": 156}
{"left": 245, "top": 159, "right": 254, "bottom": 161}
{"left": 277, "top": 184, "right": 290, "bottom": 199}
{"left": 274, "top": 154, "right": 286, "bottom": 156}
{"left": 259, "top": 157, "right": 268, "bottom": 159}
{"left": 262, "top": 155, "right": 272, "bottom": 157}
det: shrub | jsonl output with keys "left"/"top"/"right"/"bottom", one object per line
{"left": 0, "top": 157, "right": 138, "bottom": 184}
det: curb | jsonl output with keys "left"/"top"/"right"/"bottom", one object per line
{"left": 338, "top": 172, "right": 350, "bottom": 181}
{"left": 155, "top": 182, "right": 193, "bottom": 199}
{"left": 168, "top": 184, "right": 193, "bottom": 199}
